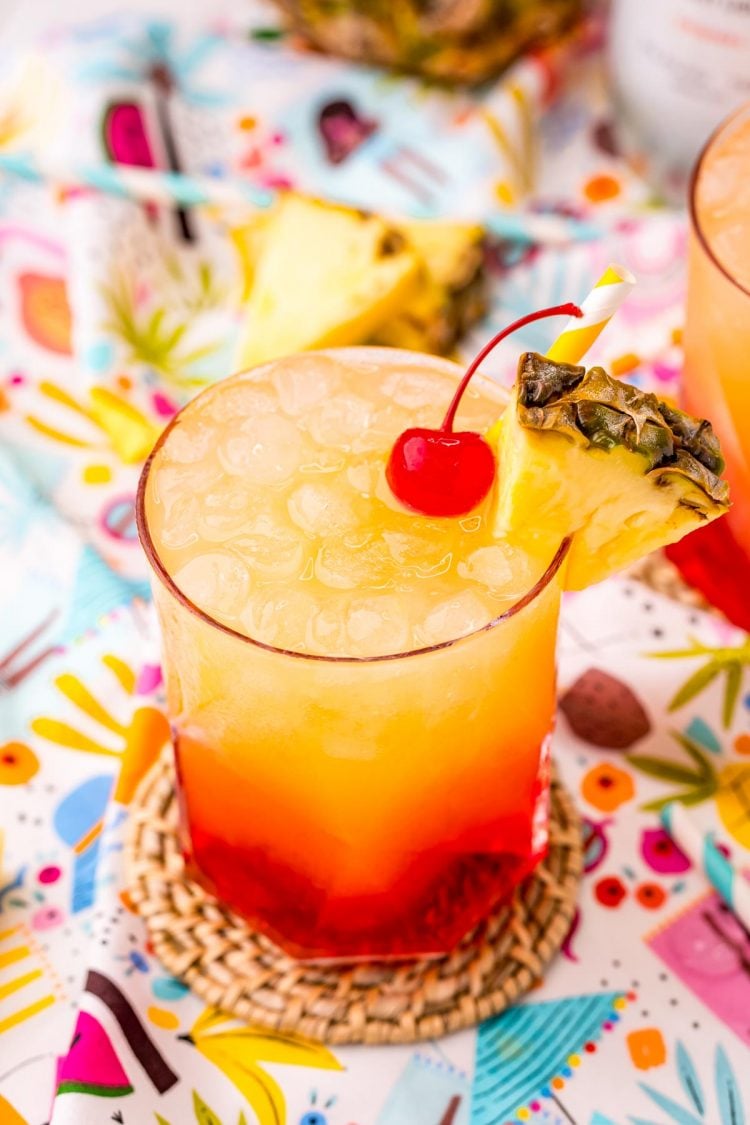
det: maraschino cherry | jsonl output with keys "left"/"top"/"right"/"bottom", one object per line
{"left": 386, "top": 302, "right": 583, "bottom": 516}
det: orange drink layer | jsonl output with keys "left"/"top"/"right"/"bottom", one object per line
{"left": 674, "top": 105, "right": 750, "bottom": 627}
{"left": 137, "top": 347, "right": 567, "bottom": 960}
{"left": 686, "top": 106, "right": 750, "bottom": 547}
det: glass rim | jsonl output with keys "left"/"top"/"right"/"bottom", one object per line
{"left": 136, "top": 347, "right": 570, "bottom": 665}
{"left": 689, "top": 101, "right": 750, "bottom": 300}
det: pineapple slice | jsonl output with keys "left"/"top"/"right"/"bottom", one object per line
{"left": 229, "top": 212, "right": 270, "bottom": 302}
{"left": 372, "top": 220, "right": 487, "bottom": 355}
{"left": 492, "top": 352, "right": 730, "bottom": 590}
{"left": 235, "top": 194, "right": 420, "bottom": 367}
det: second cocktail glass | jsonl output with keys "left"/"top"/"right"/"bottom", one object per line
{"left": 669, "top": 103, "right": 750, "bottom": 629}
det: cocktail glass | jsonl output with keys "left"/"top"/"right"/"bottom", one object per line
{"left": 136, "top": 347, "right": 568, "bottom": 961}
{"left": 668, "top": 103, "right": 750, "bottom": 629}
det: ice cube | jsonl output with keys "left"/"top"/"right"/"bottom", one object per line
{"left": 345, "top": 460, "right": 380, "bottom": 497}
{"left": 287, "top": 481, "right": 358, "bottom": 537}
{"left": 307, "top": 395, "right": 373, "bottom": 448}
{"left": 418, "top": 590, "right": 494, "bottom": 646}
{"left": 218, "top": 415, "right": 301, "bottom": 483}
{"left": 383, "top": 531, "right": 453, "bottom": 578}
{"left": 315, "top": 538, "right": 393, "bottom": 590}
{"left": 272, "top": 355, "right": 343, "bottom": 416}
{"left": 173, "top": 552, "right": 250, "bottom": 620}
{"left": 351, "top": 404, "right": 411, "bottom": 454}
{"left": 153, "top": 461, "right": 221, "bottom": 510}
{"left": 457, "top": 545, "right": 514, "bottom": 590}
{"left": 306, "top": 603, "right": 346, "bottom": 655}
{"left": 299, "top": 448, "right": 346, "bottom": 474}
{"left": 381, "top": 368, "right": 451, "bottom": 410}
{"left": 159, "top": 492, "right": 200, "bottom": 550}
{"left": 346, "top": 595, "right": 409, "bottom": 656}
{"left": 204, "top": 380, "right": 278, "bottom": 423}
{"left": 198, "top": 482, "right": 258, "bottom": 543}
{"left": 162, "top": 420, "right": 214, "bottom": 464}
{"left": 232, "top": 514, "right": 306, "bottom": 578}
{"left": 240, "top": 588, "right": 317, "bottom": 649}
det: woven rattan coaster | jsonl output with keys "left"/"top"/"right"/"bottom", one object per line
{"left": 126, "top": 751, "right": 582, "bottom": 1044}
{"left": 629, "top": 550, "right": 711, "bottom": 612}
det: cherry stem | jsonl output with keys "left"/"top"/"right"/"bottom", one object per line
{"left": 440, "top": 301, "right": 583, "bottom": 433}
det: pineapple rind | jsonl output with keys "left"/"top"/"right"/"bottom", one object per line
{"left": 493, "top": 352, "right": 730, "bottom": 590}
{"left": 372, "top": 220, "right": 486, "bottom": 354}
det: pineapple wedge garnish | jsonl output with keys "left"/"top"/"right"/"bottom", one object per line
{"left": 492, "top": 352, "right": 730, "bottom": 590}
{"left": 235, "top": 194, "right": 420, "bottom": 367}
{"left": 372, "top": 219, "right": 486, "bottom": 355}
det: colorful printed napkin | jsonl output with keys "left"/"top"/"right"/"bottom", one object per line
{"left": 0, "top": 11, "right": 748, "bottom": 1125}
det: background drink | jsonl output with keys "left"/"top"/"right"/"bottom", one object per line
{"left": 138, "top": 348, "right": 567, "bottom": 959}
{"left": 673, "top": 106, "right": 750, "bottom": 629}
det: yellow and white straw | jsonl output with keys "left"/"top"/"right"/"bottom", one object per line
{"left": 547, "top": 263, "right": 636, "bottom": 365}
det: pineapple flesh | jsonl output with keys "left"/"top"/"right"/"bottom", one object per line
{"left": 492, "top": 352, "right": 730, "bottom": 590}
{"left": 235, "top": 194, "right": 420, "bottom": 367}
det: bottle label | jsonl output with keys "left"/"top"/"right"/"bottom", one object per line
{"left": 610, "top": 0, "right": 750, "bottom": 186}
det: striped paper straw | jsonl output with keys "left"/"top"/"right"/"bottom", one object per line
{"left": 0, "top": 149, "right": 609, "bottom": 247}
{"left": 547, "top": 263, "right": 636, "bottom": 365}
{"left": 0, "top": 150, "right": 275, "bottom": 212}
{"left": 661, "top": 802, "right": 750, "bottom": 932}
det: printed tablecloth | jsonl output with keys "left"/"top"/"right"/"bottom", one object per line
{"left": 0, "top": 10, "right": 749, "bottom": 1125}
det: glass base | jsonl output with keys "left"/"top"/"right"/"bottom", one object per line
{"left": 182, "top": 834, "right": 544, "bottom": 962}
{"left": 665, "top": 519, "right": 750, "bottom": 632}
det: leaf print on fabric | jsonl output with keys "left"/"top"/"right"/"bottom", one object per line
{"left": 636, "top": 1039, "right": 746, "bottom": 1125}
{"left": 629, "top": 731, "right": 750, "bottom": 847}
{"left": 715, "top": 1044, "right": 745, "bottom": 1125}
{"left": 155, "top": 1102, "right": 248, "bottom": 1125}
{"left": 76, "top": 20, "right": 227, "bottom": 107}
{"left": 100, "top": 272, "right": 223, "bottom": 385}
{"left": 676, "top": 1041, "right": 704, "bottom": 1116}
{"left": 182, "top": 1008, "right": 342, "bottom": 1125}
{"left": 193, "top": 1090, "right": 223, "bottom": 1125}
{"left": 638, "top": 1082, "right": 703, "bottom": 1125}
{"left": 651, "top": 637, "right": 750, "bottom": 729}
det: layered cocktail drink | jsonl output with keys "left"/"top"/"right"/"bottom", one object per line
{"left": 138, "top": 310, "right": 729, "bottom": 960}
{"left": 138, "top": 348, "right": 566, "bottom": 959}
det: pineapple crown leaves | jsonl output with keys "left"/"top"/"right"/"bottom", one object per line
{"left": 650, "top": 635, "right": 750, "bottom": 728}
{"left": 628, "top": 729, "right": 718, "bottom": 812}
{"left": 516, "top": 352, "right": 729, "bottom": 508}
